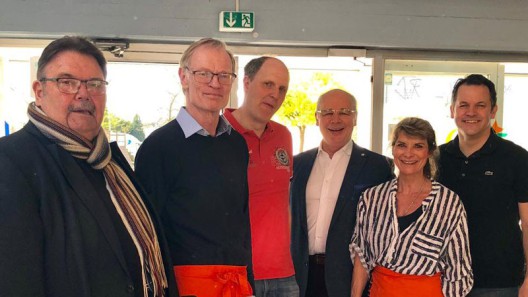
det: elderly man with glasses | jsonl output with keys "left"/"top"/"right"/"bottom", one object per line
{"left": 135, "top": 38, "right": 253, "bottom": 297}
{"left": 290, "top": 89, "right": 394, "bottom": 297}
{"left": 0, "top": 36, "right": 178, "bottom": 297}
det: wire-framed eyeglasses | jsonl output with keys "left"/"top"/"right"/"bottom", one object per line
{"left": 316, "top": 108, "right": 356, "bottom": 117}
{"left": 40, "top": 77, "right": 108, "bottom": 95}
{"left": 185, "top": 67, "right": 236, "bottom": 85}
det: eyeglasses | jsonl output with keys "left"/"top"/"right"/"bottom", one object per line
{"left": 40, "top": 78, "right": 108, "bottom": 95}
{"left": 316, "top": 108, "right": 356, "bottom": 117}
{"left": 185, "top": 67, "right": 236, "bottom": 85}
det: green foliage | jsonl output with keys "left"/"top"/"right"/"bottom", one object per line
{"left": 277, "top": 72, "right": 345, "bottom": 127}
{"left": 276, "top": 72, "right": 345, "bottom": 151}
{"left": 129, "top": 114, "right": 146, "bottom": 141}
{"left": 102, "top": 109, "right": 130, "bottom": 133}
{"left": 103, "top": 110, "right": 146, "bottom": 141}
{"left": 277, "top": 89, "right": 317, "bottom": 128}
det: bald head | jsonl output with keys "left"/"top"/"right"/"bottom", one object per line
{"left": 317, "top": 89, "right": 357, "bottom": 110}
{"left": 316, "top": 89, "right": 358, "bottom": 157}
{"left": 235, "top": 56, "right": 289, "bottom": 135}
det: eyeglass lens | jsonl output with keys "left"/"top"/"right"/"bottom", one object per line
{"left": 319, "top": 108, "right": 355, "bottom": 117}
{"left": 57, "top": 78, "right": 106, "bottom": 95}
{"left": 188, "top": 68, "right": 235, "bottom": 85}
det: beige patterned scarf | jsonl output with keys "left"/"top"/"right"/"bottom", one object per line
{"left": 28, "top": 102, "right": 167, "bottom": 297}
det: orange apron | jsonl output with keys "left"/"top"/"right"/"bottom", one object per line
{"left": 370, "top": 266, "right": 443, "bottom": 297}
{"left": 173, "top": 265, "right": 253, "bottom": 297}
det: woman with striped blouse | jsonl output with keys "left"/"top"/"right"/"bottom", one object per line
{"left": 350, "top": 117, "right": 473, "bottom": 297}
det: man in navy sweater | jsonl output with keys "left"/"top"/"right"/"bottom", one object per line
{"left": 135, "top": 38, "right": 253, "bottom": 297}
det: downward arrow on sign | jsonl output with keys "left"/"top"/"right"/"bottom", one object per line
{"left": 226, "top": 12, "right": 236, "bottom": 27}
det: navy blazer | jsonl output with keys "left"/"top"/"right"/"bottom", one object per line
{"left": 291, "top": 143, "right": 393, "bottom": 297}
{"left": 0, "top": 122, "right": 178, "bottom": 297}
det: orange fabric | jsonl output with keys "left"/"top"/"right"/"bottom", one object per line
{"left": 173, "top": 265, "right": 253, "bottom": 297}
{"left": 370, "top": 266, "right": 443, "bottom": 297}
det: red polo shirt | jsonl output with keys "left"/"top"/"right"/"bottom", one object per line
{"left": 224, "top": 109, "right": 295, "bottom": 280}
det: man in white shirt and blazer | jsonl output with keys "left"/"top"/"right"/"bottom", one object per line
{"left": 290, "top": 89, "right": 393, "bottom": 297}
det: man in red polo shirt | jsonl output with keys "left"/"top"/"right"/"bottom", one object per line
{"left": 224, "top": 56, "right": 298, "bottom": 296}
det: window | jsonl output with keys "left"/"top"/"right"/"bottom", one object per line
{"left": 105, "top": 62, "right": 182, "bottom": 160}
{"left": 3, "top": 40, "right": 527, "bottom": 160}
{"left": 380, "top": 59, "right": 528, "bottom": 155}
{"left": 0, "top": 47, "right": 43, "bottom": 136}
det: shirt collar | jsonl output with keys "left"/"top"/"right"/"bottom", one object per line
{"left": 223, "top": 108, "right": 246, "bottom": 133}
{"left": 224, "top": 108, "right": 273, "bottom": 136}
{"left": 317, "top": 139, "right": 353, "bottom": 157}
{"left": 390, "top": 178, "right": 438, "bottom": 211}
{"left": 445, "top": 128, "right": 498, "bottom": 158}
{"left": 476, "top": 129, "right": 500, "bottom": 155}
{"left": 176, "top": 107, "right": 232, "bottom": 138}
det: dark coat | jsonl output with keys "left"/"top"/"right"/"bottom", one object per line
{"left": 0, "top": 122, "right": 178, "bottom": 297}
{"left": 290, "top": 143, "right": 394, "bottom": 297}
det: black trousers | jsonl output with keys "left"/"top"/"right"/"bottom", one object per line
{"left": 306, "top": 254, "right": 371, "bottom": 297}
{"left": 306, "top": 254, "right": 328, "bottom": 297}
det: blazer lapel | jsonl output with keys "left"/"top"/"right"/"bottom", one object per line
{"left": 46, "top": 143, "right": 129, "bottom": 274}
{"left": 328, "top": 143, "right": 367, "bottom": 231}
{"left": 297, "top": 149, "right": 318, "bottom": 236}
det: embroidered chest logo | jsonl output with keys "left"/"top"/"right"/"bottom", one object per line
{"left": 274, "top": 148, "right": 290, "bottom": 167}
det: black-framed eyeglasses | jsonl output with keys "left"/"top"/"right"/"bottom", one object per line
{"left": 40, "top": 77, "right": 108, "bottom": 95}
{"left": 316, "top": 108, "right": 356, "bottom": 117}
{"left": 185, "top": 67, "right": 236, "bottom": 85}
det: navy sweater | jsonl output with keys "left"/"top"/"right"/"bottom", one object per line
{"left": 135, "top": 119, "right": 252, "bottom": 274}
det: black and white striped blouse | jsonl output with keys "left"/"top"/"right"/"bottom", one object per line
{"left": 350, "top": 179, "right": 473, "bottom": 297}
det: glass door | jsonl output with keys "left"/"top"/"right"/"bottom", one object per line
{"left": 381, "top": 60, "right": 501, "bottom": 155}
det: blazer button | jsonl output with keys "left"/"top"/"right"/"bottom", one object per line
{"left": 127, "top": 284, "right": 135, "bottom": 293}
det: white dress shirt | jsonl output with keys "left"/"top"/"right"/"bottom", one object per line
{"left": 306, "top": 140, "right": 353, "bottom": 255}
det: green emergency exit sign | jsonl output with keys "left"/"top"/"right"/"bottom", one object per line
{"left": 219, "top": 11, "right": 255, "bottom": 32}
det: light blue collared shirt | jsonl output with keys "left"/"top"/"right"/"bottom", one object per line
{"left": 176, "top": 107, "right": 232, "bottom": 138}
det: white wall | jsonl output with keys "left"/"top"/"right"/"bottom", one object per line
{"left": 1, "top": 0, "right": 528, "bottom": 52}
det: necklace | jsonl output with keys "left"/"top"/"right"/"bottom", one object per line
{"left": 398, "top": 179, "right": 427, "bottom": 216}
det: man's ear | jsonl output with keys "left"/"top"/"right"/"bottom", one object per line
{"left": 179, "top": 67, "right": 189, "bottom": 91}
{"left": 33, "top": 80, "right": 44, "bottom": 107}
{"left": 491, "top": 104, "right": 498, "bottom": 119}
{"left": 243, "top": 76, "right": 251, "bottom": 93}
